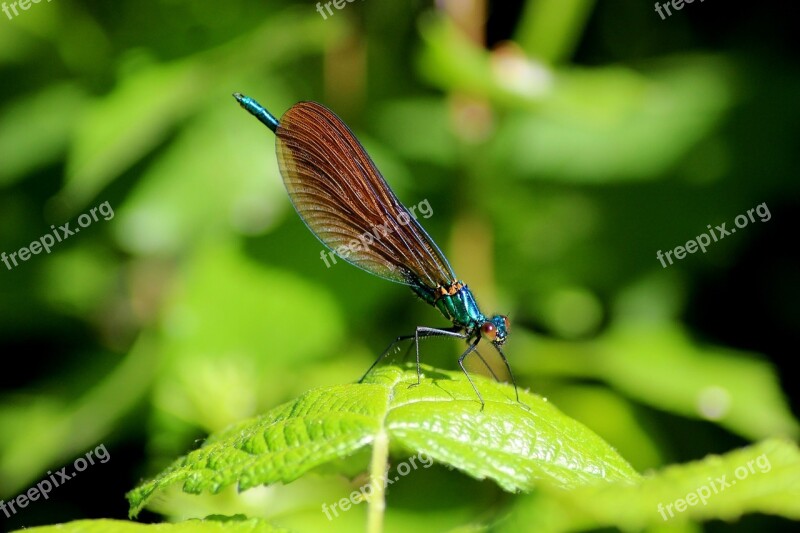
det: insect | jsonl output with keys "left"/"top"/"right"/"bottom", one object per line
{"left": 234, "top": 93, "right": 519, "bottom": 406}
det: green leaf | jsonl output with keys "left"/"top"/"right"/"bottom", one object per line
{"left": 418, "top": 17, "right": 733, "bottom": 183}
{"left": 152, "top": 243, "right": 346, "bottom": 433}
{"left": 0, "top": 335, "right": 158, "bottom": 495}
{"left": 515, "top": 323, "right": 799, "bottom": 441}
{"left": 12, "top": 517, "right": 287, "bottom": 533}
{"left": 373, "top": 98, "right": 458, "bottom": 167}
{"left": 112, "top": 100, "right": 288, "bottom": 254}
{"left": 501, "top": 438, "right": 800, "bottom": 532}
{"left": 61, "top": 11, "right": 343, "bottom": 209}
{"left": 128, "top": 365, "right": 638, "bottom": 517}
{"left": 486, "top": 56, "right": 734, "bottom": 183}
{"left": 0, "top": 83, "right": 87, "bottom": 187}
{"left": 515, "top": 0, "right": 596, "bottom": 64}
{"left": 598, "top": 323, "right": 799, "bottom": 440}
{"left": 541, "top": 385, "right": 664, "bottom": 472}
{"left": 63, "top": 58, "right": 204, "bottom": 206}
{"left": 418, "top": 16, "right": 534, "bottom": 107}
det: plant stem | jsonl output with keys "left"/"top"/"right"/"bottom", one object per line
{"left": 366, "top": 429, "right": 390, "bottom": 533}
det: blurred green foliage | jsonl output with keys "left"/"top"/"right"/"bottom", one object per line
{"left": 1, "top": 0, "right": 798, "bottom": 531}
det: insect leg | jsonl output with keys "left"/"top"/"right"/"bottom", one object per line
{"left": 457, "top": 337, "right": 484, "bottom": 408}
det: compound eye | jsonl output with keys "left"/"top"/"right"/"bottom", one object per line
{"left": 481, "top": 322, "right": 497, "bottom": 341}
{"left": 502, "top": 316, "right": 510, "bottom": 333}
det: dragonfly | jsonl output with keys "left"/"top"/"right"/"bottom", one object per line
{"left": 234, "top": 93, "right": 520, "bottom": 406}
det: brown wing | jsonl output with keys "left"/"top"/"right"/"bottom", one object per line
{"left": 275, "top": 101, "right": 456, "bottom": 288}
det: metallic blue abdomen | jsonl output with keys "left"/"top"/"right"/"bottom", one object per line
{"left": 410, "top": 281, "right": 485, "bottom": 330}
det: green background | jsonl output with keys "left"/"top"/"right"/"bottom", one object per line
{"left": 0, "top": 0, "right": 797, "bottom": 531}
